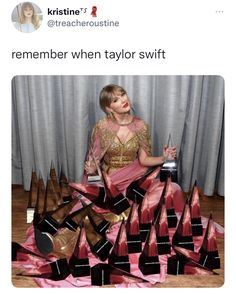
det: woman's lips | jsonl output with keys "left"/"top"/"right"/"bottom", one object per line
{"left": 122, "top": 102, "right": 129, "bottom": 108}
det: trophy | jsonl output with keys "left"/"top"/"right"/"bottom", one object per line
{"left": 87, "top": 150, "right": 102, "bottom": 184}
{"left": 172, "top": 198, "right": 194, "bottom": 251}
{"left": 139, "top": 224, "right": 160, "bottom": 275}
{"left": 26, "top": 171, "right": 38, "bottom": 223}
{"left": 86, "top": 132, "right": 102, "bottom": 184}
{"left": 160, "top": 134, "right": 178, "bottom": 183}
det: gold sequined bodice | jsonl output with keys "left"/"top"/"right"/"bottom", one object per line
{"left": 88, "top": 116, "right": 152, "bottom": 173}
{"left": 103, "top": 135, "right": 139, "bottom": 171}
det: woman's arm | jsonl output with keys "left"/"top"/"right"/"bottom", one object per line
{"left": 138, "top": 146, "right": 176, "bottom": 167}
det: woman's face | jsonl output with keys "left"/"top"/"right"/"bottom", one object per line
{"left": 23, "top": 6, "right": 34, "bottom": 18}
{"left": 107, "top": 91, "right": 131, "bottom": 114}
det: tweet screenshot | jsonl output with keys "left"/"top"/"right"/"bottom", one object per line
{"left": 1, "top": 0, "right": 235, "bottom": 292}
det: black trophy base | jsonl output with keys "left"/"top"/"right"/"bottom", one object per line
{"left": 50, "top": 258, "right": 71, "bottom": 280}
{"left": 166, "top": 208, "right": 178, "bottom": 228}
{"left": 37, "top": 215, "right": 59, "bottom": 235}
{"left": 167, "top": 208, "right": 178, "bottom": 228}
{"left": 160, "top": 165, "right": 178, "bottom": 183}
{"left": 167, "top": 255, "right": 185, "bottom": 275}
{"left": 62, "top": 195, "right": 73, "bottom": 204}
{"left": 172, "top": 235, "right": 194, "bottom": 251}
{"left": 92, "top": 238, "right": 113, "bottom": 261}
{"left": 191, "top": 217, "right": 203, "bottom": 236}
{"left": 199, "top": 251, "right": 220, "bottom": 270}
{"left": 94, "top": 187, "right": 108, "bottom": 209}
{"left": 156, "top": 235, "right": 171, "bottom": 255}
{"left": 91, "top": 263, "right": 110, "bottom": 286}
{"left": 109, "top": 254, "right": 130, "bottom": 272}
{"left": 109, "top": 193, "right": 130, "bottom": 215}
{"left": 69, "top": 256, "right": 91, "bottom": 277}
{"left": 94, "top": 219, "right": 110, "bottom": 236}
{"left": 139, "top": 223, "right": 151, "bottom": 242}
{"left": 139, "top": 255, "right": 160, "bottom": 275}
{"left": 62, "top": 217, "right": 78, "bottom": 231}
{"left": 126, "top": 182, "right": 146, "bottom": 204}
{"left": 127, "top": 234, "right": 142, "bottom": 253}
{"left": 12, "top": 241, "right": 43, "bottom": 261}
{"left": 92, "top": 219, "right": 110, "bottom": 237}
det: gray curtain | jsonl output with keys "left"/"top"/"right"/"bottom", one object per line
{"left": 12, "top": 75, "right": 224, "bottom": 196}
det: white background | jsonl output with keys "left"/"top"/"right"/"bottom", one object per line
{"left": 0, "top": 0, "right": 235, "bottom": 292}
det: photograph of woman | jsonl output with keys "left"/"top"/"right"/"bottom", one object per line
{"left": 11, "top": 76, "right": 224, "bottom": 288}
{"left": 12, "top": 2, "right": 42, "bottom": 33}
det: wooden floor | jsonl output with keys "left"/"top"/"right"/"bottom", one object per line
{"left": 12, "top": 185, "right": 224, "bottom": 288}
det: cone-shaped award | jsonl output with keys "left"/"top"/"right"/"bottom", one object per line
{"left": 91, "top": 263, "right": 148, "bottom": 286}
{"left": 189, "top": 180, "right": 203, "bottom": 236}
{"left": 84, "top": 148, "right": 108, "bottom": 209}
{"left": 173, "top": 245, "right": 217, "bottom": 274}
{"left": 88, "top": 206, "right": 111, "bottom": 237}
{"left": 86, "top": 146, "right": 103, "bottom": 184}
{"left": 165, "top": 175, "right": 178, "bottom": 227}
{"left": 102, "top": 171, "right": 130, "bottom": 215}
{"left": 69, "top": 182, "right": 108, "bottom": 209}
{"left": 160, "top": 134, "right": 178, "bottom": 183}
{"left": 50, "top": 162, "right": 63, "bottom": 206}
{"left": 198, "top": 213, "right": 220, "bottom": 270}
{"left": 12, "top": 241, "right": 46, "bottom": 262}
{"left": 172, "top": 245, "right": 219, "bottom": 273}
{"left": 172, "top": 198, "right": 194, "bottom": 250}
{"left": 59, "top": 168, "right": 73, "bottom": 203}
{"left": 27, "top": 171, "right": 38, "bottom": 223}
{"left": 84, "top": 216, "right": 113, "bottom": 261}
{"left": 37, "top": 195, "right": 78, "bottom": 236}
{"left": 44, "top": 178, "right": 59, "bottom": 213}
{"left": 109, "top": 219, "right": 130, "bottom": 272}
{"left": 154, "top": 203, "right": 171, "bottom": 255}
{"left": 60, "top": 200, "right": 93, "bottom": 231}
{"left": 167, "top": 253, "right": 215, "bottom": 275}
{"left": 18, "top": 258, "right": 71, "bottom": 281}
{"left": 173, "top": 245, "right": 201, "bottom": 263}
{"left": 69, "top": 223, "right": 91, "bottom": 277}
{"left": 33, "top": 174, "right": 46, "bottom": 226}
{"left": 126, "top": 202, "right": 142, "bottom": 253}
{"left": 126, "top": 167, "right": 160, "bottom": 204}
{"left": 139, "top": 224, "right": 160, "bottom": 275}
{"left": 139, "top": 192, "right": 152, "bottom": 242}
{"left": 154, "top": 177, "right": 177, "bottom": 228}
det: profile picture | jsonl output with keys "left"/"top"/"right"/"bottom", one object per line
{"left": 11, "top": 2, "right": 42, "bottom": 33}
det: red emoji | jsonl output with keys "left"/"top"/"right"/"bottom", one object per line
{"left": 91, "top": 6, "right": 97, "bottom": 17}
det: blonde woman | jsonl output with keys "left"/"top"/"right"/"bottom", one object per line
{"left": 71, "top": 84, "right": 184, "bottom": 213}
{"left": 14, "top": 2, "right": 40, "bottom": 33}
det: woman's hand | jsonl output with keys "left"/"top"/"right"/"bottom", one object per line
{"left": 84, "top": 160, "right": 97, "bottom": 175}
{"left": 163, "top": 145, "right": 177, "bottom": 160}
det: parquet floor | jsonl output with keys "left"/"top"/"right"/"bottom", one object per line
{"left": 11, "top": 185, "right": 224, "bottom": 288}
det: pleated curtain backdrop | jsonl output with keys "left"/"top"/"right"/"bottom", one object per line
{"left": 11, "top": 75, "right": 224, "bottom": 196}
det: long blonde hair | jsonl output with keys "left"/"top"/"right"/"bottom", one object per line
{"left": 18, "top": 2, "right": 40, "bottom": 29}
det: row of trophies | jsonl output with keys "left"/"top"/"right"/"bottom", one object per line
{"left": 12, "top": 161, "right": 221, "bottom": 286}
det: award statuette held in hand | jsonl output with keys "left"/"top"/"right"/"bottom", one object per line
{"left": 86, "top": 151, "right": 102, "bottom": 184}
{"left": 160, "top": 134, "right": 178, "bottom": 183}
